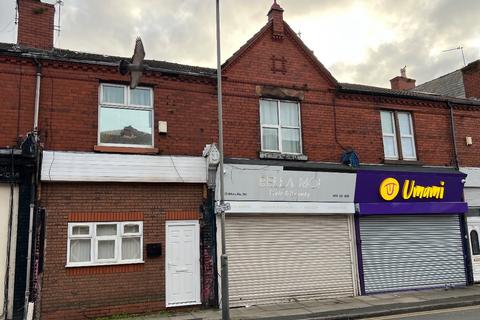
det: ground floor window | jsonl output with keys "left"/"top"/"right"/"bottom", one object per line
{"left": 67, "top": 221, "right": 143, "bottom": 267}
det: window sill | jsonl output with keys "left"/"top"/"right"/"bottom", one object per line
{"left": 259, "top": 151, "right": 308, "bottom": 161}
{"left": 66, "top": 262, "right": 144, "bottom": 275}
{"left": 94, "top": 145, "right": 159, "bottom": 154}
{"left": 383, "top": 159, "right": 423, "bottom": 166}
{"left": 66, "top": 260, "right": 144, "bottom": 268}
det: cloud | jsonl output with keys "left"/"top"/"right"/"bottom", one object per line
{"left": 329, "top": 0, "right": 480, "bottom": 86}
{"left": 0, "top": 0, "right": 479, "bottom": 87}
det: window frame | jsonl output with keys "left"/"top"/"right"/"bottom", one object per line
{"left": 471, "top": 229, "right": 480, "bottom": 256}
{"left": 120, "top": 222, "right": 143, "bottom": 262}
{"left": 66, "top": 221, "right": 144, "bottom": 267}
{"left": 67, "top": 223, "right": 94, "bottom": 267}
{"left": 95, "top": 222, "right": 119, "bottom": 263}
{"left": 380, "top": 110, "right": 417, "bottom": 161}
{"left": 259, "top": 98, "right": 303, "bottom": 155}
{"left": 98, "top": 83, "right": 154, "bottom": 148}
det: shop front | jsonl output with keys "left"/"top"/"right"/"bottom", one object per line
{"left": 39, "top": 151, "right": 209, "bottom": 319}
{"left": 218, "top": 163, "right": 359, "bottom": 307}
{"left": 355, "top": 169, "right": 468, "bottom": 294}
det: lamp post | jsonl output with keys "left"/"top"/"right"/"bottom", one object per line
{"left": 216, "top": 0, "right": 230, "bottom": 319}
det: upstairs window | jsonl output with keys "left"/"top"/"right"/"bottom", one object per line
{"left": 260, "top": 99, "right": 302, "bottom": 154}
{"left": 380, "top": 110, "right": 416, "bottom": 160}
{"left": 99, "top": 84, "right": 153, "bottom": 147}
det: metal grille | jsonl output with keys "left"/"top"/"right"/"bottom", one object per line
{"left": 360, "top": 215, "right": 466, "bottom": 293}
{"left": 225, "top": 215, "right": 356, "bottom": 307}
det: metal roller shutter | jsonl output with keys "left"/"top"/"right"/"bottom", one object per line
{"left": 225, "top": 215, "right": 356, "bottom": 307}
{"left": 360, "top": 215, "right": 466, "bottom": 294}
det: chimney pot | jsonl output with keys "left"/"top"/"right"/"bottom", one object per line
{"left": 17, "top": 0, "right": 56, "bottom": 50}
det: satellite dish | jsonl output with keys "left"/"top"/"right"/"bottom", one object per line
{"left": 119, "top": 37, "right": 146, "bottom": 89}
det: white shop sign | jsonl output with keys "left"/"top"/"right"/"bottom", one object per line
{"left": 461, "top": 167, "right": 480, "bottom": 207}
{"left": 219, "top": 164, "right": 356, "bottom": 203}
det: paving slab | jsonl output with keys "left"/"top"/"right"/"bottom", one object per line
{"left": 258, "top": 303, "right": 306, "bottom": 311}
{"left": 121, "top": 285, "right": 480, "bottom": 320}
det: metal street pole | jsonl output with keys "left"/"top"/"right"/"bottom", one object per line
{"left": 216, "top": 0, "right": 230, "bottom": 319}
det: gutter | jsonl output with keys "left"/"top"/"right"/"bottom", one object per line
{"left": 0, "top": 48, "right": 217, "bottom": 79}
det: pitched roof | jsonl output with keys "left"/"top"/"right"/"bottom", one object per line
{"left": 0, "top": 42, "right": 216, "bottom": 78}
{"left": 221, "top": 20, "right": 338, "bottom": 87}
{"left": 413, "top": 69, "right": 465, "bottom": 98}
{"left": 339, "top": 82, "right": 480, "bottom": 106}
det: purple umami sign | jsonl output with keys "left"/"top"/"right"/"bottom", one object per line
{"left": 355, "top": 170, "right": 467, "bottom": 215}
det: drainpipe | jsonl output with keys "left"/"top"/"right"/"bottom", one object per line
{"left": 448, "top": 100, "right": 472, "bottom": 283}
{"left": 24, "top": 57, "right": 42, "bottom": 320}
{"left": 447, "top": 101, "right": 459, "bottom": 169}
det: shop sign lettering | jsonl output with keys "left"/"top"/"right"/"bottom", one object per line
{"left": 379, "top": 177, "right": 445, "bottom": 201}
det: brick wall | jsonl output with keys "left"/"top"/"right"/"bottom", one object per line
{"left": 0, "top": 57, "right": 219, "bottom": 155}
{"left": 220, "top": 22, "right": 457, "bottom": 166}
{"left": 463, "top": 61, "right": 480, "bottom": 99}
{"left": 39, "top": 66, "right": 217, "bottom": 155}
{"left": 39, "top": 182, "right": 205, "bottom": 320}
{"left": 454, "top": 108, "right": 480, "bottom": 167}
{"left": 0, "top": 32, "right": 469, "bottom": 168}
{"left": 0, "top": 59, "right": 37, "bottom": 148}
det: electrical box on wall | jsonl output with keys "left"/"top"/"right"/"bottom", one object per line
{"left": 466, "top": 136, "right": 473, "bottom": 146}
{"left": 146, "top": 243, "right": 162, "bottom": 257}
{"left": 158, "top": 121, "right": 167, "bottom": 134}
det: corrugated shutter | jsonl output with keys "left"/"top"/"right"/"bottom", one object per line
{"left": 360, "top": 215, "right": 466, "bottom": 294}
{"left": 226, "top": 215, "right": 356, "bottom": 307}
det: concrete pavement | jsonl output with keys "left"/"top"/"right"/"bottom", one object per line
{"left": 122, "top": 285, "right": 480, "bottom": 320}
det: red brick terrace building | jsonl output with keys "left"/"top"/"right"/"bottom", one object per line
{"left": 2, "top": 0, "right": 480, "bottom": 319}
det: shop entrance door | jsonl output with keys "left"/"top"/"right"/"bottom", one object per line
{"left": 165, "top": 220, "right": 200, "bottom": 307}
{"left": 468, "top": 217, "right": 480, "bottom": 282}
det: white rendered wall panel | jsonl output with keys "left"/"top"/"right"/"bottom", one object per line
{"left": 41, "top": 151, "right": 206, "bottom": 183}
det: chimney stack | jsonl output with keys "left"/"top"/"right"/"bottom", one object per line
{"left": 267, "top": 0, "right": 284, "bottom": 39}
{"left": 390, "top": 66, "right": 416, "bottom": 90}
{"left": 17, "top": 0, "right": 56, "bottom": 50}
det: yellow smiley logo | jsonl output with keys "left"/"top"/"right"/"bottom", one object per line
{"left": 379, "top": 178, "right": 400, "bottom": 201}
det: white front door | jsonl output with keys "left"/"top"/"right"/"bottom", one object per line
{"left": 166, "top": 220, "right": 200, "bottom": 307}
{"left": 468, "top": 217, "right": 480, "bottom": 282}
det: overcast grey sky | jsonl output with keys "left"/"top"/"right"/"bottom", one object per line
{"left": 1, "top": 0, "right": 479, "bottom": 87}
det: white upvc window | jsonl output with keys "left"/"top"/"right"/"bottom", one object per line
{"left": 260, "top": 99, "right": 302, "bottom": 154}
{"left": 380, "top": 110, "right": 417, "bottom": 161}
{"left": 67, "top": 221, "right": 143, "bottom": 267}
{"left": 98, "top": 84, "right": 154, "bottom": 147}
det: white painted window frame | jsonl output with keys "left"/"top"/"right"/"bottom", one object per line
{"left": 120, "top": 222, "right": 143, "bottom": 262}
{"left": 98, "top": 83, "right": 154, "bottom": 148}
{"left": 260, "top": 98, "right": 302, "bottom": 155}
{"left": 66, "top": 221, "right": 144, "bottom": 267}
{"left": 381, "top": 110, "right": 417, "bottom": 161}
{"left": 95, "top": 222, "right": 118, "bottom": 263}
{"left": 381, "top": 110, "right": 399, "bottom": 160}
{"left": 397, "top": 111, "right": 417, "bottom": 160}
